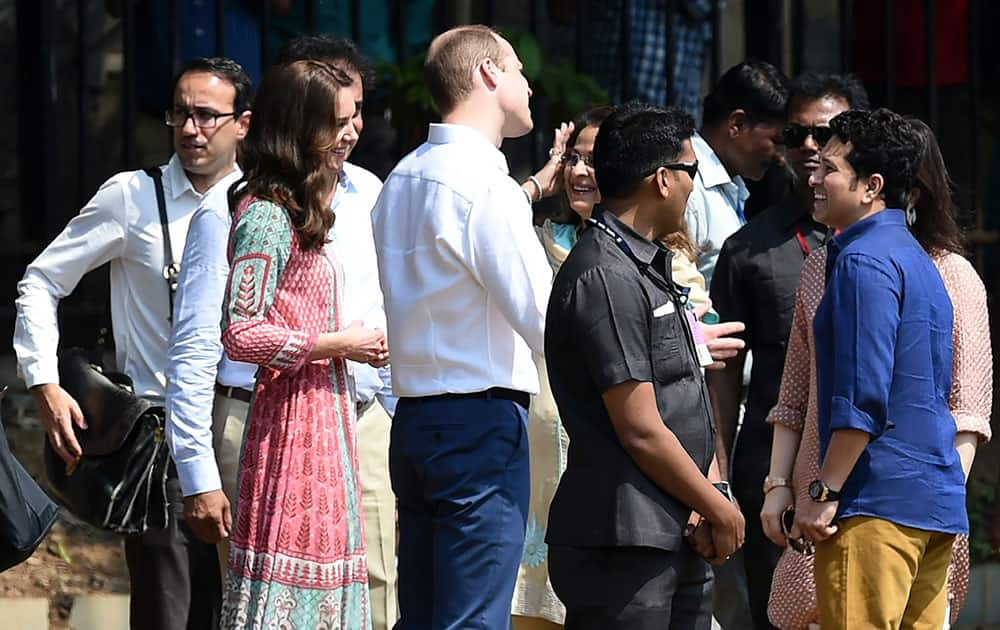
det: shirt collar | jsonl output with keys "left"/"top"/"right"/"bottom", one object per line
{"left": 164, "top": 154, "right": 242, "bottom": 201}
{"left": 692, "top": 132, "right": 744, "bottom": 191}
{"left": 774, "top": 195, "right": 819, "bottom": 231}
{"left": 596, "top": 208, "right": 666, "bottom": 267}
{"left": 830, "top": 208, "right": 906, "bottom": 254}
{"left": 165, "top": 154, "right": 198, "bottom": 200}
{"left": 426, "top": 123, "right": 509, "bottom": 174}
{"left": 338, "top": 162, "right": 359, "bottom": 193}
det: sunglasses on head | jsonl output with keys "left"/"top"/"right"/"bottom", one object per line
{"left": 782, "top": 124, "right": 834, "bottom": 148}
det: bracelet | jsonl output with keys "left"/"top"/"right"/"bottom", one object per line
{"left": 522, "top": 188, "right": 533, "bottom": 206}
{"left": 526, "top": 175, "right": 543, "bottom": 202}
{"left": 762, "top": 475, "right": 790, "bottom": 495}
{"left": 548, "top": 148, "right": 563, "bottom": 160}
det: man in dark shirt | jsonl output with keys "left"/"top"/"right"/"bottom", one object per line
{"left": 707, "top": 73, "right": 869, "bottom": 629}
{"left": 798, "top": 108, "right": 964, "bottom": 629}
{"left": 545, "top": 102, "right": 746, "bottom": 629}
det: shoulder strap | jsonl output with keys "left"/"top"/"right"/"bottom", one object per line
{"left": 142, "top": 166, "right": 178, "bottom": 324}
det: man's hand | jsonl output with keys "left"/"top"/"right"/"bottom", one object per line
{"left": 699, "top": 320, "right": 746, "bottom": 370}
{"left": 795, "top": 498, "right": 838, "bottom": 543}
{"left": 183, "top": 490, "right": 232, "bottom": 545}
{"left": 691, "top": 299, "right": 746, "bottom": 369}
{"left": 685, "top": 514, "right": 717, "bottom": 561}
{"left": 706, "top": 499, "right": 745, "bottom": 564}
{"left": 31, "top": 383, "right": 87, "bottom": 465}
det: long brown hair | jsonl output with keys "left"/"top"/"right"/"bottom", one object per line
{"left": 230, "top": 59, "right": 353, "bottom": 250}
{"left": 906, "top": 117, "right": 965, "bottom": 256}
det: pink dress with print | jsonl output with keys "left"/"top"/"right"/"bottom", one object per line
{"left": 219, "top": 197, "right": 370, "bottom": 630}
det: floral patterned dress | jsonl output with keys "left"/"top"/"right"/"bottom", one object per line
{"left": 220, "top": 197, "right": 370, "bottom": 630}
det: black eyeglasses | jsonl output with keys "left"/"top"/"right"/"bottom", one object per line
{"left": 782, "top": 124, "right": 834, "bottom": 148}
{"left": 661, "top": 160, "right": 699, "bottom": 180}
{"left": 564, "top": 151, "right": 594, "bottom": 169}
{"left": 165, "top": 107, "right": 239, "bottom": 129}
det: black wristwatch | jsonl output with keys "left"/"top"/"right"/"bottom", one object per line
{"left": 713, "top": 481, "right": 736, "bottom": 503}
{"left": 808, "top": 480, "right": 841, "bottom": 502}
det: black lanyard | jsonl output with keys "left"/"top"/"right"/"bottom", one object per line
{"left": 585, "top": 217, "right": 690, "bottom": 306}
{"left": 585, "top": 216, "right": 705, "bottom": 367}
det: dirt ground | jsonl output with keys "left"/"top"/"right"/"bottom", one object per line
{"left": 0, "top": 416, "right": 130, "bottom": 629}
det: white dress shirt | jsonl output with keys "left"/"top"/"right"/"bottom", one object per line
{"left": 330, "top": 163, "right": 396, "bottom": 414}
{"left": 165, "top": 174, "right": 256, "bottom": 497}
{"left": 372, "top": 123, "right": 552, "bottom": 397}
{"left": 14, "top": 155, "right": 236, "bottom": 405}
{"left": 684, "top": 132, "right": 750, "bottom": 288}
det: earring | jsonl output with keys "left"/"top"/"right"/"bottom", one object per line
{"left": 905, "top": 206, "right": 917, "bottom": 226}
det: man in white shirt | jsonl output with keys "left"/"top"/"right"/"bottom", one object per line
{"left": 165, "top": 36, "right": 401, "bottom": 630}
{"left": 371, "top": 25, "right": 551, "bottom": 630}
{"left": 684, "top": 60, "right": 789, "bottom": 288}
{"left": 14, "top": 57, "right": 251, "bottom": 630}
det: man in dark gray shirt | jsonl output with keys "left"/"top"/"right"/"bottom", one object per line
{"left": 545, "top": 103, "right": 745, "bottom": 629}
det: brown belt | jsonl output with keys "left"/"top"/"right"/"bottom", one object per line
{"left": 214, "top": 383, "right": 252, "bottom": 404}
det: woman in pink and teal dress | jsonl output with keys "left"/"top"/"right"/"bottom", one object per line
{"left": 220, "top": 59, "right": 389, "bottom": 630}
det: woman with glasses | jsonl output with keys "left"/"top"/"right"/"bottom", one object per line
{"left": 509, "top": 106, "right": 611, "bottom": 630}
{"left": 219, "top": 59, "right": 389, "bottom": 629}
{"left": 761, "top": 119, "right": 992, "bottom": 629}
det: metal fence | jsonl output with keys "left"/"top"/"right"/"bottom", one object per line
{"left": 5, "top": 0, "right": 997, "bottom": 339}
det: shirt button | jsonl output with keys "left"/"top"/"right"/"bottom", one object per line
{"left": 194, "top": 27, "right": 205, "bottom": 38}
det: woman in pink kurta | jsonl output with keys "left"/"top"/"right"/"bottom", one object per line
{"left": 761, "top": 120, "right": 993, "bottom": 629}
{"left": 219, "top": 60, "right": 388, "bottom": 630}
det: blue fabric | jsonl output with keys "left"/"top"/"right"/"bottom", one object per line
{"left": 135, "top": 1, "right": 262, "bottom": 113}
{"left": 390, "top": 396, "right": 530, "bottom": 629}
{"left": 813, "top": 209, "right": 967, "bottom": 535}
{"left": 552, "top": 222, "right": 578, "bottom": 251}
{"left": 583, "top": 0, "right": 713, "bottom": 122}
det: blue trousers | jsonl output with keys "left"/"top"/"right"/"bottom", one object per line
{"left": 390, "top": 395, "right": 530, "bottom": 630}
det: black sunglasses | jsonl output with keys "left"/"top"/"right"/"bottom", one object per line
{"left": 782, "top": 124, "right": 834, "bottom": 148}
{"left": 660, "top": 160, "right": 699, "bottom": 180}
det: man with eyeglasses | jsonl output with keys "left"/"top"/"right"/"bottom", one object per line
{"left": 14, "top": 57, "right": 251, "bottom": 630}
{"left": 706, "top": 73, "right": 869, "bottom": 629}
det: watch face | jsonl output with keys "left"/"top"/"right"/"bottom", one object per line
{"left": 809, "top": 480, "right": 823, "bottom": 500}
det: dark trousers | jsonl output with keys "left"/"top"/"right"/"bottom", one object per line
{"left": 390, "top": 395, "right": 530, "bottom": 630}
{"left": 124, "top": 472, "right": 221, "bottom": 630}
{"left": 733, "top": 458, "right": 783, "bottom": 630}
{"left": 549, "top": 543, "right": 714, "bottom": 630}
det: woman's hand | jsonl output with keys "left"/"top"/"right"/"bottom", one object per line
{"left": 761, "top": 486, "right": 794, "bottom": 547}
{"left": 311, "top": 320, "right": 388, "bottom": 363}
{"left": 523, "top": 122, "right": 574, "bottom": 201}
{"left": 339, "top": 321, "right": 387, "bottom": 364}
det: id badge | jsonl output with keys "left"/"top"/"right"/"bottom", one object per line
{"left": 685, "top": 309, "right": 715, "bottom": 368}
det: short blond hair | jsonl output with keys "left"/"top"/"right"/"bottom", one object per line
{"left": 424, "top": 25, "right": 507, "bottom": 114}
